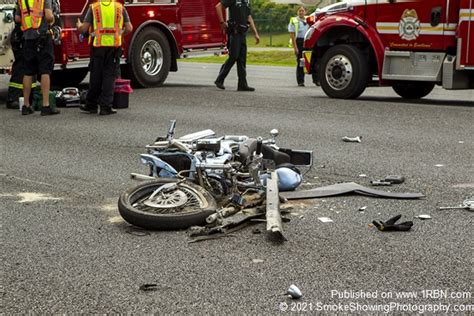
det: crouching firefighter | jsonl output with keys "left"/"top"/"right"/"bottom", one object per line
{"left": 76, "top": 0, "right": 133, "bottom": 115}
{"left": 15, "top": 0, "right": 59, "bottom": 116}
{"left": 6, "top": 3, "right": 37, "bottom": 109}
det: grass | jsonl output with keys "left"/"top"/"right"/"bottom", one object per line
{"left": 247, "top": 32, "right": 290, "bottom": 48}
{"left": 180, "top": 50, "right": 296, "bottom": 67}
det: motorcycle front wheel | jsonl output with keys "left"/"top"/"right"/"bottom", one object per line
{"left": 118, "top": 179, "right": 217, "bottom": 230}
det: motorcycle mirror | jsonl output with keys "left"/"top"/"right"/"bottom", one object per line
{"left": 270, "top": 129, "right": 279, "bottom": 138}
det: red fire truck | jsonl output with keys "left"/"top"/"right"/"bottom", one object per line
{"left": 303, "top": 0, "right": 474, "bottom": 99}
{"left": 1, "top": 0, "right": 225, "bottom": 87}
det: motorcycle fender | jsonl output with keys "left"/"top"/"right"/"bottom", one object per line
{"left": 140, "top": 154, "right": 178, "bottom": 177}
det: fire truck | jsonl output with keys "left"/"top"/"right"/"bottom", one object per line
{"left": 0, "top": 0, "right": 225, "bottom": 87}
{"left": 303, "top": 0, "right": 474, "bottom": 99}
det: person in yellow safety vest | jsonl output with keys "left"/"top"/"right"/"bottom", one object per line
{"left": 288, "top": 6, "right": 308, "bottom": 87}
{"left": 15, "top": 0, "right": 59, "bottom": 115}
{"left": 76, "top": 0, "right": 133, "bottom": 115}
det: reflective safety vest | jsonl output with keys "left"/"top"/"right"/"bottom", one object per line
{"left": 19, "top": 0, "right": 44, "bottom": 32}
{"left": 91, "top": 1, "right": 124, "bottom": 48}
{"left": 288, "top": 16, "right": 308, "bottom": 48}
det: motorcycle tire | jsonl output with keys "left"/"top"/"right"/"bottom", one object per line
{"left": 118, "top": 179, "right": 217, "bottom": 230}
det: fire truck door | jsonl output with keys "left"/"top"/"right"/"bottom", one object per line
{"left": 375, "top": 0, "right": 450, "bottom": 51}
{"left": 458, "top": 0, "right": 474, "bottom": 68}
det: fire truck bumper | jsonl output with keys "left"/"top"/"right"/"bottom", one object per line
{"left": 302, "top": 51, "right": 312, "bottom": 74}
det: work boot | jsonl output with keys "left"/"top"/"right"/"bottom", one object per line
{"left": 41, "top": 106, "right": 60, "bottom": 116}
{"left": 21, "top": 105, "right": 34, "bottom": 115}
{"left": 237, "top": 86, "right": 255, "bottom": 92}
{"left": 99, "top": 106, "right": 117, "bottom": 115}
{"left": 79, "top": 104, "right": 98, "bottom": 114}
{"left": 214, "top": 80, "right": 225, "bottom": 90}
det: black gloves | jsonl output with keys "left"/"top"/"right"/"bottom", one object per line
{"left": 373, "top": 214, "right": 413, "bottom": 232}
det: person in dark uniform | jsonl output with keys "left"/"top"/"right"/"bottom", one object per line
{"left": 214, "top": 0, "right": 260, "bottom": 91}
{"left": 76, "top": 0, "right": 133, "bottom": 115}
{"left": 288, "top": 6, "right": 308, "bottom": 86}
{"left": 6, "top": 3, "right": 27, "bottom": 109}
{"left": 15, "top": 0, "right": 59, "bottom": 116}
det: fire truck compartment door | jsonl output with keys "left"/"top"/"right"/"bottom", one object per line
{"left": 382, "top": 51, "right": 445, "bottom": 81}
{"left": 457, "top": 1, "right": 474, "bottom": 69}
{"left": 375, "top": 0, "right": 450, "bottom": 51}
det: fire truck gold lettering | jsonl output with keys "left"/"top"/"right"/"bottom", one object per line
{"left": 399, "top": 9, "right": 420, "bottom": 41}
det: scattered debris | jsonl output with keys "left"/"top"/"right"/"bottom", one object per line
{"left": 252, "top": 259, "right": 264, "bottom": 263}
{"left": 342, "top": 136, "right": 362, "bottom": 143}
{"left": 435, "top": 164, "right": 445, "bottom": 167}
{"left": 281, "top": 182, "right": 425, "bottom": 200}
{"left": 384, "top": 175, "right": 405, "bottom": 184}
{"left": 318, "top": 217, "right": 333, "bottom": 223}
{"left": 370, "top": 180, "right": 392, "bottom": 186}
{"left": 458, "top": 141, "right": 464, "bottom": 144}
{"left": 359, "top": 174, "right": 368, "bottom": 178}
{"left": 372, "top": 215, "right": 413, "bottom": 232}
{"left": 415, "top": 214, "right": 432, "bottom": 220}
{"left": 287, "top": 285, "right": 303, "bottom": 299}
{"left": 126, "top": 228, "right": 150, "bottom": 236}
{"left": 358, "top": 206, "right": 367, "bottom": 212}
{"left": 139, "top": 284, "right": 159, "bottom": 292}
{"left": 439, "top": 198, "right": 474, "bottom": 211}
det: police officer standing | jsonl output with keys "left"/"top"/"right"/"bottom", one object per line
{"left": 76, "top": 0, "right": 132, "bottom": 116}
{"left": 214, "top": 0, "right": 260, "bottom": 91}
{"left": 15, "top": 0, "right": 59, "bottom": 115}
{"left": 288, "top": 6, "right": 308, "bottom": 87}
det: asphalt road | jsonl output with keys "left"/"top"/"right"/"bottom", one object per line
{"left": 1, "top": 63, "right": 473, "bottom": 314}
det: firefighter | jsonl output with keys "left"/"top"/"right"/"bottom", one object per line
{"left": 6, "top": 2, "right": 27, "bottom": 109}
{"left": 214, "top": 0, "right": 260, "bottom": 91}
{"left": 76, "top": 0, "right": 133, "bottom": 115}
{"left": 15, "top": 0, "right": 59, "bottom": 116}
{"left": 288, "top": 6, "right": 308, "bottom": 87}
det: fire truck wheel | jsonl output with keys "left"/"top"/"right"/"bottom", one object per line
{"left": 51, "top": 68, "right": 89, "bottom": 88}
{"left": 128, "top": 27, "right": 171, "bottom": 87}
{"left": 392, "top": 82, "right": 435, "bottom": 99}
{"left": 319, "top": 44, "right": 369, "bottom": 99}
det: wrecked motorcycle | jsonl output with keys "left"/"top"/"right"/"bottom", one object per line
{"left": 118, "top": 120, "right": 312, "bottom": 230}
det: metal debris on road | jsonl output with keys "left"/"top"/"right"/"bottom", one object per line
{"left": 318, "top": 217, "right": 333, "bottom": 223}
{"left": 287, "top": 284, "right": 303, "bottom": 299}
{"left": 439, "top": 198, "right": 474, "bottom": 211}
{"left": 252, "top": 259, "right": 264, "bottom": 263}
{"left": 372, "top": 215, "right": 413, "bottom": 231}
{"left": 370, "top": 180, "right": 392, "bottom": 186}
{"left": 415, "top": 214, "right": 432, "bottom": 220}
{"left": 342, "top": 136, "right": 362, "bottom": 143}
{"left": 139, "top": 284, "right": 159, "bottom": 292}
{"left": 359, "top": 206, "right": 367, "bottom": 212}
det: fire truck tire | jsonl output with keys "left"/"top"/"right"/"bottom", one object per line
{"left": 51, "top": 68, "right": 89, "bottom": 88}
{"left": 128, "top": 27, "right": 171, "bottom": 87}
{"left": 319, "top": 44, "right": 369, "bottom": 99}
{"left": 392, "top": 82, "right": 435, "bottom": 99}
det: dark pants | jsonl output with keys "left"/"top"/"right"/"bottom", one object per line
{"left": 7, "top": 47, "right": 25, "bottom": 108}
{"left": 87, "top": 47, "right": 120, "bottom": 108}
{"left": 296, "top": 38, "right": 304, "bottom": 85}
{"left": 215, "top": 32, "right": 248, "bottom": 88}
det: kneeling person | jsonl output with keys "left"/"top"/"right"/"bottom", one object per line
{"left": 77, "top": 0, "right": 133, "bottom": 115}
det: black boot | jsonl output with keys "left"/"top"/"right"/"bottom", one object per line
{"left": 99, "top": 106, "right": 117, "bottom": 115}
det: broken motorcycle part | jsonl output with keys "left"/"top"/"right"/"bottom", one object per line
{"left": 342, "top": 136, "right": 362, "bottom": 143}
{"left": 370, "top": 180, "right": 392, "bottom": 186}
{"left": 280, "top": 182, "right": 424, "bottom": 200}
{"left": 415, "top": 214, "right": 432, "bottom": 220}
{"left": 372, "top": 215, "right": 413, "bottom": 231}
{"left": 266, "top": 171, "right": 285, "bottom": 241}
{"left": 384, "top": 175, "right": 405, "bottom": 184}
{"left": 139, "top": 284, "right": 159, "bottom": 292}
{"left": 287, "top": 285, "right": 303, "bottom": 299}
{"left": 118, "top": 179, "right": 217, "bottom": 230}
{"left": 439, "top": 198, "right": 474, "bottom": 211}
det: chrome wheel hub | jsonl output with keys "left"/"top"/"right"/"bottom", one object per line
{"left": 141, "top": 40, "right": 163, "bottom": 76}
{"left": 325, "top": 54, "right": 353, "bottom": 91}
